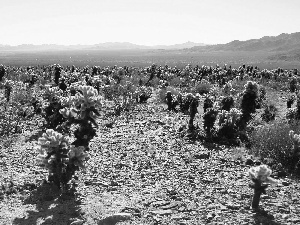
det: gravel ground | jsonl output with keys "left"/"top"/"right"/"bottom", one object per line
{"left": 1, "top": 95, "right": 300, "bottom": 225}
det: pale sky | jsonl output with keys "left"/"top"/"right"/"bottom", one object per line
{"left": 1, "top": 0, "right": 299, "bottom": 46}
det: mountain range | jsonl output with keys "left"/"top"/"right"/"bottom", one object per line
{"left": 0, "top": 41, "right": 206, "bottom": 51}
{"left": 1, "top": 32, "right": 300, "bottom": 54}
{"left": 188, "top": 32, "right": 300, "bottom": 52}
{"left": 1, "top": 32, "right": 300, "bottom": 62}
{"left": 185, "top": 32, "right": 300, "bottom": 61}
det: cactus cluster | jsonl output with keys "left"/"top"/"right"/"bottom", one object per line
{"left": 36, "top": 85, "right": 101, "bottom": 189}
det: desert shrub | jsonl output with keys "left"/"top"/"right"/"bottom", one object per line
{"left": 194, "top": 80, "right": 211, "bottom": 95}
{"left": 261, "top": 102, "right": 277, "bottom": 122}
{"left": 0, "top": 102, "right": 25, "bottom": 136}
{"left": 230, "top": 78, "right": 247, "bottom": 94}
{"left": 168, "top": 76, "right": 182, "bottom": 87}
{"left": 10, "top": 81, "right": 33, "bottom": 105}
{"left": 266, "top": 80, "right": 288, "bottom": 92}
{"left": 147, "top": 77, "right": 160, "bottom": 88}
{"left": 249, "top": 120, "right": 300, "bottom": 170}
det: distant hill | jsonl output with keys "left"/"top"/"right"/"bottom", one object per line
{"left": 0, "top": 42, "right": 207, "bottom": 51}
{"left": 189, "top": 32, "right": 300, "bottom": 52}
{"left": 153, "top": 41, "right": 206, "bottom": 50}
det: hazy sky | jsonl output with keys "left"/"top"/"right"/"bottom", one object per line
{"left": 1, "top": 0, "right": 299, "bottom": 46}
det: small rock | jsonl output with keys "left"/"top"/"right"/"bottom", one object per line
{"left": 43, "top": 195, "right": 55, "bottom": 201}
{"left": 206, "top": 213, "right": 215, "bottom": 220}
{"left": 282, "top": 181, "right": 290, "bottom": 186}
{"left": 70, "top": 219, "right": 85, "bottom": 225}
{"left": 161, "top": 201, "right": 183, "bottom": 209}
{"left": 281, "top": 214, "right": 290, "bottom": 219}
{"left": 110, "top": 180, "right": 119, "bottom": 186}
{"left": 245, "top": 158, "right": 254, "bottom": 166}
{"left": 150, "top": 209, "right": 174, "bottom": 215}
{"left": 226, "top": 202, "right": 240, "bottom": 210}
{"left": 276, "top": 170, "right": 287, "bottom": 178}
{"left": 151, "top": 200, "right": 170, "bottom": 207}
{"left": 254, "top": 161, "right": 261, "bottom": 165}
{"left": 194, "top": 151, "right": 210, "bottom": 159}
{"left": 98, "top": 213, "right": 131, "bottom": 225}
{"left": 178, "top": 222, "right": 188, "bottom": 225}
{"left": 288, "top": 217, "right": 300, "bottom": 223}
{"left": 214, "top": 168, "right": 222, "bottom": 173}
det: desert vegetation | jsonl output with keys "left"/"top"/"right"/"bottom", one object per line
{"left": 0, "top": 63, "right": 300, "bottom": 224}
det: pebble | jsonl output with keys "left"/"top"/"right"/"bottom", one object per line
{"left": 150, "top": 209, "right": 174, "bottom": 215}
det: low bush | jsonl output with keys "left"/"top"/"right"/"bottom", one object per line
{"left": 249, "top": 120, "right": 300, "bottom": 170}
{"left": 194, "top": 80, "right": 211, "bottom": 95}
{"left": 261, "top": 102, "right": 278, "bottom": 122}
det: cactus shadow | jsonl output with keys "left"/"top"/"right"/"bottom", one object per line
{"left": 252, "top": 208, "right": 283, "bottom": 225}
{"left": 25, "top": 129, "right": 45, "bottom": 142}
{"left": 12, "top": 182, "right": 83, "bottom": 225}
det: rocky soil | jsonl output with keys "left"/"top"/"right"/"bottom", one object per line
{"left": 0, "top": 94, "right": 300, "bottom": 225}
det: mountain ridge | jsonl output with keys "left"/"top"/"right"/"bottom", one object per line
{"left": 188, "top": 32, "right": 300, "bottom": 52}
{"left": 0, "top": 41, "right": 206, "bottom": 51}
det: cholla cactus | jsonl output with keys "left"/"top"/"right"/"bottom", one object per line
{"left": 60, "top": 85, "right": 101, "bottom": 126}
{"left": 58, "top": 85, "right": 101, "bottom": 149}
{"left": 75, "top": 85, "right": 102, "bottom": 109}
{"left": 223, "top": 81, "right": 233, "bottom": 95}
{"left": 203, "top": 105, "right": 219, "bottom": 137}
{"left": 248, "top": 165, "right": 278, "bottom": 208}
{"left": 4, "top": 80, "right": 13, "bottom": 102}
{"left": 244, "top": 81, "right": 259, "bottom": 96}
{"left": 289, "top": 130, "right": 300, "bottom": 145}
{"left": 216, "top": 108, "right": 242, "bottom": 141}
{"left": 38, "top": 129, "right": 69, "bottom": 153}
{"left": 227, "top": 108, "right": 243, "bottom": 125}
{"left": 240, "top": 81, "right": 260, "bottom": 129}
{"left": 188, "top": 94, "right": 200, "bottom": 130}
{"left": 209, "top": 85, "right": 220, "bottom": 100}
{"left": 288, "top": 130, "right": 300, "bottom": 171}
{"left": 68, "top": 145, "right": 88, "bottom": 169}
{"left": 220, "top": 95, "right": 234, "bottom": 111}
{"left": 44, "top": 85, "right": 63, "bottom": 102}
{"left": 36, "top": 129, "right": 88, "bottom": 188}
